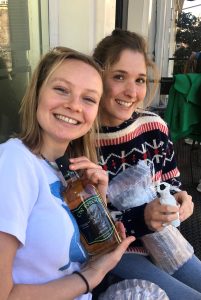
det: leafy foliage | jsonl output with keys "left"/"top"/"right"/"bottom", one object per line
{"left": 174, "top": 11, "right": 201, "bottom": 74}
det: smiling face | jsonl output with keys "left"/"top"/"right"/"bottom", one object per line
{"left": 36, "top": 59, "right": 103, "bottom": 154}
{"left": 100, "top": 49, "right": 147, "bottom": 127}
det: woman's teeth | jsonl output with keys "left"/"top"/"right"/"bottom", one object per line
{"left": 56, "top": 114, "right": 79, "bottom": 125}
{"left": 116, "top": 100, "right": 132, "bottom": 107}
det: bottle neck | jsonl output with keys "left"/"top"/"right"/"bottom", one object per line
{"left": 64, "top": 170, "right": 79, "bottom": 182}
{"left": 55, "top": 153, "right": 79, "bottom": 182}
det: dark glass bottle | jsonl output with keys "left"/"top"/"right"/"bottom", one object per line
{"left": 55, "top": 154, "right": 121, "bottom": 256}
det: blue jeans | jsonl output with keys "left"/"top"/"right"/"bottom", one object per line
{"left": 112, "top": 254, "right": 201, "bottom": 300}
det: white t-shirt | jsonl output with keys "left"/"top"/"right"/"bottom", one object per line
{"left": 0, "top": 138, "right": 91, "bottom": 300}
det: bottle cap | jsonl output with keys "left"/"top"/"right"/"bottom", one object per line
{"left": 55, "top": 153, "right": 76, "bottom": 180}
{"left": 55, "top": 153, "right": 70, "bottom": 171}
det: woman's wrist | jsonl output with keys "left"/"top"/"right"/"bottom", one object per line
{"left": 73, "top": 271, "right": 90, "bottom": 294}
{"left": 80, "top": 266, "right": 105, "bottom": 291}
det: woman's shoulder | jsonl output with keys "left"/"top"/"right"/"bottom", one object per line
{"left": 98, "top": 109, "right": 169, "bottom": 147}
{"left": 1, "top": 137, "right": 24, "bottom": 149}
{"left": 135, "top": 108, "right": 167, "bottom": 125}
{"left": 135, "top": 108, "right": 168, "bottom": 130}
{"left": 1, "top": 138, "right": 31, "bottom": 158}
{"left": 0, "top": 138, "right": 38, "bottom": 170}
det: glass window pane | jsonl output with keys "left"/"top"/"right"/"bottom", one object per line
{"left": 0, "top": 0, "right": 49, "bottom": 143}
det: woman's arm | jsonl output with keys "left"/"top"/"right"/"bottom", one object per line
{"left": 0, "top": 153, "right": 134, "bottom": 300}
{"left": 0, "top": 232, "right": 134, "bottom": 300}
{"left": 161, "top": 133, "right": 194, "bottom": 222}
{"left": 0, "top": 232, "right": 19, "bottom": 300}
{"left": 144, "top": 127, "right": 193, "bottom": 231}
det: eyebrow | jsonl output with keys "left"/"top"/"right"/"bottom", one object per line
{"left": 50, "top": 77, "right": 101, "bottom": 95}
{"left": 112, "top": 69, "right": 147, "bottom": 77}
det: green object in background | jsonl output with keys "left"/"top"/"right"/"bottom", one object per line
{"left": 164, "top": 73, "right": 201, "bottom": 142}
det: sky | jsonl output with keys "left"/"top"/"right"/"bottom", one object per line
{"left": 183, "top": 0, "right": 201, "bottom": 17}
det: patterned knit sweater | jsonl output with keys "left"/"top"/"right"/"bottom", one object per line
{"left": 97, "top": 109, "right": 181, "bottom": 255}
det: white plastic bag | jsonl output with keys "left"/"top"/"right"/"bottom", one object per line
{"left": 98, "top": 279, "right": 169, "bottom": 300}
{"left": 141, "top": 225, "right": 194, "bottom": 274}
{"left": 107, "top": 160, "right": 194, "bottom": 274}
{"left": 108, "top": 161, "right": 156, "bottom": 210}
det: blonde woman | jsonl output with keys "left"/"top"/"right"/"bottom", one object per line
{"left": 0, "top": 47, "right": 134, "bottom": 300}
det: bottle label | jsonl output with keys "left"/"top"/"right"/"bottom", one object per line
{"left": 71, "top": 194, "right": 115, "bottom": 245}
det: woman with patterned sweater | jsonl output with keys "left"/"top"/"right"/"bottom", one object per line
{"left": 93, "top": 29, "right": 201, "bottom": 299}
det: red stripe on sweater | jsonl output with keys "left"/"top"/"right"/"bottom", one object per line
{"left": 125, "top": 246, "right": 149, "bottom": 256}
{"left": 98, "top": 122, "right": 168, "bottom": 146}
{"left": 153, "top": 168, "right": 180, "bottom": 181}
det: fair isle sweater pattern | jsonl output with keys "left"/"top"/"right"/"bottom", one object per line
{"left": 98, "top": 109, "right": 181, "bottom": 189}
{"left": 97, "top": 109, "right": 181, "bottom": 255}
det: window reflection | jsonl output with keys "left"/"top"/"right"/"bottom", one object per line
{"left": 0, "top": 0, "right": 49, "bottom": 143}
{"left": 0, "top": 1, "right": 18, "bottom": 142}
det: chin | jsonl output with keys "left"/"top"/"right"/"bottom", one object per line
{"left": 121, "top": 112, "right": 133, "bottom": 121}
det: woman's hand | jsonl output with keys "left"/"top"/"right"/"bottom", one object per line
{"left": 81, "top": 235, "right": 135, "bottom": 290}
{"left": 144, "top": 198, "right": 179, "bottom": 231}
{"left": 0, "top": 231, "right": 134, "bottom": 299}
{"left": 174, "top": 191, "right": 194, "bottom": 222}
{"left": 69, "top": 157, "right": 108, "bottom": 202}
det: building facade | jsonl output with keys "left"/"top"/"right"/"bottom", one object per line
{"left": 0, "top": 0, "right": 184, "bottom": 142}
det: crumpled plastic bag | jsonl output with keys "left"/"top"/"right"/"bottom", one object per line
{"left": 98, "top": 279, "right": 169, "bottom": 300}
{"left": 108, "top": 161, "right": 156, "bottom": 210}
{"left": 141, "top": 225, "right": 194, "bottom": 274}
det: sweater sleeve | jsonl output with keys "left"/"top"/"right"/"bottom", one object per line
{"left": 160, "top": 130, "right": 182, "bottom": 194}
{"left": 108, "top": 203, "right": 154, "bottom": 238}
{"left": 121, "top": 204, "right": 154, "bottom": 238}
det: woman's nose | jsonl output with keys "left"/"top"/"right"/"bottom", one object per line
{"left": 64, "top": 95, "right": 82, "bottom": 112}
{"left": 124, "top": 82, "right": 137, "bottom": 98}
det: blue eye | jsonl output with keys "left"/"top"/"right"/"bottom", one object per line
{"left": 84, "top": 97, "right": 97, "bottom": 104}
{"left": 54, "top": 86, "right": 69, "bottom": 94}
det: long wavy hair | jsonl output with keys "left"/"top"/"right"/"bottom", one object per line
{"left": 19, "top": 47, "right": 103, "bottom": 163}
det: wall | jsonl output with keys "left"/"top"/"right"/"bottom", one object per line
{"left": 49, "top": 0, "right": 116, "bottom": 54}
{"left": 127, "top": 0, "right": 178, "bottom": 107}
{"left": 48, "top": 0, "right": 179, "bottom": 107}
{"left": 127, "top": 0, "right": 153, "bottom": 39}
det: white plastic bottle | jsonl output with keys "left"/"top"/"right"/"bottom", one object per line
{"left": 158, "top": 182, "right": 180, "bottom": 227}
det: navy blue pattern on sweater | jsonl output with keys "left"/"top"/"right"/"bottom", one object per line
{"left": 97, "top": 109, "right": 181, "bottom": 254}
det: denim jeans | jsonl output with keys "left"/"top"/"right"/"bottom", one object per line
{"left": 111, "top": 254, "right": 201, "bottom": 300}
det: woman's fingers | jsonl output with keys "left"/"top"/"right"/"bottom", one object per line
{"left": 69, "top": 157, "right": 108, "bottom": 201}
{"left": 145, "top": 198, "right": 180, "bottom": 231}
{"left": 174, "top": 191, "right": 194, "bottom": 221}
{"left": 115, "top": 221, "right": 127, "bottom": 239}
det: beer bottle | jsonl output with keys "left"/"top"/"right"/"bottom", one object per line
{"left": 55, "top": 154, "right": 121, "bottom": 256}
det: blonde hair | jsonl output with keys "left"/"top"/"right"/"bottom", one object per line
{"left": 19, "top": 47, "right": 102, "bottom": 163}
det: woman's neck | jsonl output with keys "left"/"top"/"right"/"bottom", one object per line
{"left": 40, "top": 134, "right": 69, "bottom": 162}
{"left": 40, "top": 144, "right": 68, "bottom": 162}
